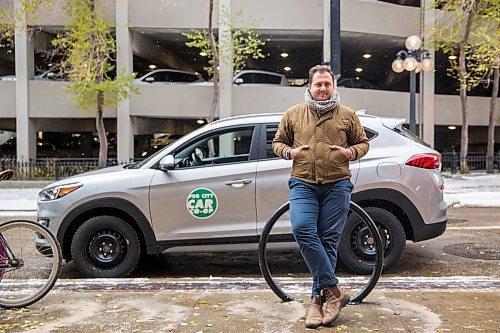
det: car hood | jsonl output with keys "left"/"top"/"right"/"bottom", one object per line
{"left": 41, "top": 165, "right": 129, "bottom": 189}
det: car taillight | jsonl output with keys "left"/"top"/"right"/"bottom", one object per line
{"left": 405, "top": 153, "right": 441, "bottom": 169}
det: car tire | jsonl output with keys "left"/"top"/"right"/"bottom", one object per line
{"left": 71, "top": 216, "right": 141, "bottom": 278}
{"left": 339, "top": 207, "right": 405, "bottom": 274}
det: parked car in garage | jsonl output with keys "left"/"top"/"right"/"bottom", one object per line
{"left": 0, "top": 66, "right": 68, "bottom": 81}
{"left": 337, "top": 77, "right": 379, "bottom": 90}
{"left": 37, "top": 111, "right": 447, "bottom": 277}
{"left": 233, "top": 70, "right": 288, "bottom": 86}
{"left": 133, "top": 69, "right": 205, "bottom": 84}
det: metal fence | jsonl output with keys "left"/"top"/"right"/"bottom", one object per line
{"left": 0, "top": 158, "right": 139, "bottom": 180}
{"left": 441, "top": 152, "right": 500, "bottom": 173}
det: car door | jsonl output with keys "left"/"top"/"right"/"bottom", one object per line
{"left": 149, "top": 126, "right": 258, "bottom": 242}
{"left": 255, "top": 123, "right": 361, "bottom": 234}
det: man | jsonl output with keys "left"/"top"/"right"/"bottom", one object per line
{"left": 272, "top": 65, "right": 369, "bottom": 328}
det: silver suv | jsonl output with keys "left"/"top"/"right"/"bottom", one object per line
{"left": 37, "top": 112, "right": 447, "bottom": 277}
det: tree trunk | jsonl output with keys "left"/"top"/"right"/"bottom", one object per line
{"left": 486, "top": 66, "right": 499, "bottom": 173}
{"left": 457, "top": 0, "right": 480, "bottom": 174}
{"left": 96, "top": 91, "right": 108, "bottom": 168}
{"left": 87, "top": 0, "right": 107, "bottom": 168}
{"left": 207, "top": 0, "right": 219, "bottom": 124}
{"left": 459, "top": 47, "right": 469, "bottom": 173}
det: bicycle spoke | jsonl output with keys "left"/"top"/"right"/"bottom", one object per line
{"left": 0, "top": 220, "right": 61, "bottom": 308}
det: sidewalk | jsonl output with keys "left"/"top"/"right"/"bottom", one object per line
{"left": 1, "top": 278, "right": 498, "bottom": 333}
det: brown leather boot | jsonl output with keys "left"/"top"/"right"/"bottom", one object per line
{"left": 321, "top": 286, "right": 350, "bottom": 326}
{"left": 305, "top": 295, "right": 323, "bottom": 329}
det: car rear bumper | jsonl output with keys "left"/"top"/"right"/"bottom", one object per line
{"left": 412, "top": 219, "right": 447, "bottom": 242}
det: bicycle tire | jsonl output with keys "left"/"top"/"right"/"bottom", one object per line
{"left": 258, "top": 201, "right": 384, "bottom": 304}
{"left": 0, "top": 220, "right": 62, "bottom": 308}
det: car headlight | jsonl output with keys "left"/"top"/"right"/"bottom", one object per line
{"left": 39, "top": 183, "right": 82, "bottom": 201}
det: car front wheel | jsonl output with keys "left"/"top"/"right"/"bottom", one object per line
{"left": 339, "top": 207, "right": 405, "bottom": 274}
{"left": 71, "top": 216, "right": 141, "bottom": 278}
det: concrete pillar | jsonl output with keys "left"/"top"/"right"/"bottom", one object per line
{"left": 14, "top": 0, "right": 36, "bottom": 161}
{"left": 420, "top": 0, "right": 435, "bottom": 148}
{"left": 323, "top": 0, "right": 330, "bottom": 65}
{"left": 218, "top": 0, "right": 232, "bottom": 119}
{"left": 116, "top": 0, "right": 134, "bottom": 162}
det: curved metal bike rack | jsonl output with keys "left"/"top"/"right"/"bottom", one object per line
{"left": 258, "top": 201, "right": 384, "bottom": 304}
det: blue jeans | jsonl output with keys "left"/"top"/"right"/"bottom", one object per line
{"left": 289, "top": 177, "right": 353, "bottom": 297}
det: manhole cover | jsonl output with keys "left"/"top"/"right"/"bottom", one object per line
{"left": 443, "top": 243, "right": 500, "bottom": 260}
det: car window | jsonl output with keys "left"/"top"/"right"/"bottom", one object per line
{"left": 174, "top": 127, "right": 254, "bottom": 168}
{"left": 265, "top": 124, "right": 279, "bottom": 158}
{"left": 238, "top": 73, "right": 281, "bottom": 84}
{"left": 145, "top": 71, "right": 167, "bottom": 82}
{"left": 263, "top": 124, "right": 377, "bottom": 160}
{"left": 363, "top": 127, "right": 378, "bottom": 140}
{"left": 168, "top": 72, "right": 199, "bottom": 82}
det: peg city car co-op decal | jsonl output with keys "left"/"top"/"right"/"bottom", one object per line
{"left": 186, "top": 188, "right": 218, "bottom": 219}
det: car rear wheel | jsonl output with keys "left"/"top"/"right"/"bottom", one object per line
{"left": 339, "top": 207, "right": 405, "bottom": 274}
{"left": 71, "top": 216, "right": 141, "bottom": 278}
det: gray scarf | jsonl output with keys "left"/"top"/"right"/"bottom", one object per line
{"left": 304, "top": 89, "right": 340, "bottom": 118}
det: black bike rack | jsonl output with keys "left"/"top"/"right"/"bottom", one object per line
{"left": 258, "top": 201, "right": 384, "bottom": 305}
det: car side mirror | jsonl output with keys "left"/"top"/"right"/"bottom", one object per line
{"left": 234, "top": 78, "right": 244, "bottom": 85}
{"left": 145, "top": 77, "right": 155, "bottom": 83}
{"left": 159, "top": 155, "right": 175, "bottom": 171}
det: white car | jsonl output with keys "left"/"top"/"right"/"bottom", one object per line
{"left": 233, "top": 70, "right": 288, "bottom": 86}
{"left": 37, "top": 112, "right": 447, "bottom": 278}
{"left": 133, "top": 69, "right": 205, "bottom": 84}
{"left": 140, "top": 69, "right": 288, "bottom": 86}
{"left": 0, "top": 66, "right": 67, "bottom": 81}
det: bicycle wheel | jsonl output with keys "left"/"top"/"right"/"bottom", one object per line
{"left": 258, "top": 201, "right": 384, "bottom": 304}
{"left": 0, "top": 220, "right": 62, "bottom": 308}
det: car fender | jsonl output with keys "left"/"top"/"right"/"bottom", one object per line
{"left": 58, "top": 198, "right": 159, "bottom": 257}
{"left": 351, "top": 187, "right": 424, "bottom": 241}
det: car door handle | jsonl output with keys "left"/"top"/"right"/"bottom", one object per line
{"left": 224, "top": 179, "right": 253, "bottom": 187}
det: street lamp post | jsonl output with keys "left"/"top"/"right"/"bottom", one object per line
{"left": 391, "top": 35, "right": 434, "bottom": 134}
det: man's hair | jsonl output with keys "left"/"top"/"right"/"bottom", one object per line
{"left": 308, "top": 65, "right": 336, "bottom": 85}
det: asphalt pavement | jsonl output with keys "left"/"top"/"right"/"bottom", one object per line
{"left": 0, "top": 208, "right": 499, "bottom": 333}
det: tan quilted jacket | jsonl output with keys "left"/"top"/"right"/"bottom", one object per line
{"left": 272, "top": 102, "right": 369, "bottom": 184}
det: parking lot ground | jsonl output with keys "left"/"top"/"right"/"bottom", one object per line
{"left": 1, "top": 278, "right": 498, "bottom": 333}
{"left": 1, "top": 207, "right": 499, "bottom": 332}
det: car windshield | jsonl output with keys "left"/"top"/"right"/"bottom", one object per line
{"left": 125, "top": 143, "right": 173, "bottom": 169}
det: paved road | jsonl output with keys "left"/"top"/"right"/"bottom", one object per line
{"left": 1, "top": 207, "right": 499, "bottom": 332}
{"left": 1, "top": 207, "right": 498, "bottom": 280}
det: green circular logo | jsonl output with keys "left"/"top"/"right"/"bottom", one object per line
{"left": 186, "top": 188, "right": 218, "bottom": 219}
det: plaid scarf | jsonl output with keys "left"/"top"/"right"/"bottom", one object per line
{"left": 304, "top": 89, "right": 340, "bottom": 118}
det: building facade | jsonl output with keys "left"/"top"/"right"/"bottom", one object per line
{"left": 0, "top": 0, "right": 498, "bottom": 161}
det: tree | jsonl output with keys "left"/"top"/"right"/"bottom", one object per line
{"left": 0, "top": 1, "right": 51, "bottom": 64}
{"left": 428, "top": 0, "right": 499, "bottom": 173}
{"left": 1, "top": 0, "right": 136, "bottom": 167}
{"left": 467, "top": 3, "right": 499, "bottom": 173}
{"left": 183, "top": 1, "right": 266, "bottom": 123}
{"left": 51, "top": 0, "right": 136, "bottom": 168}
